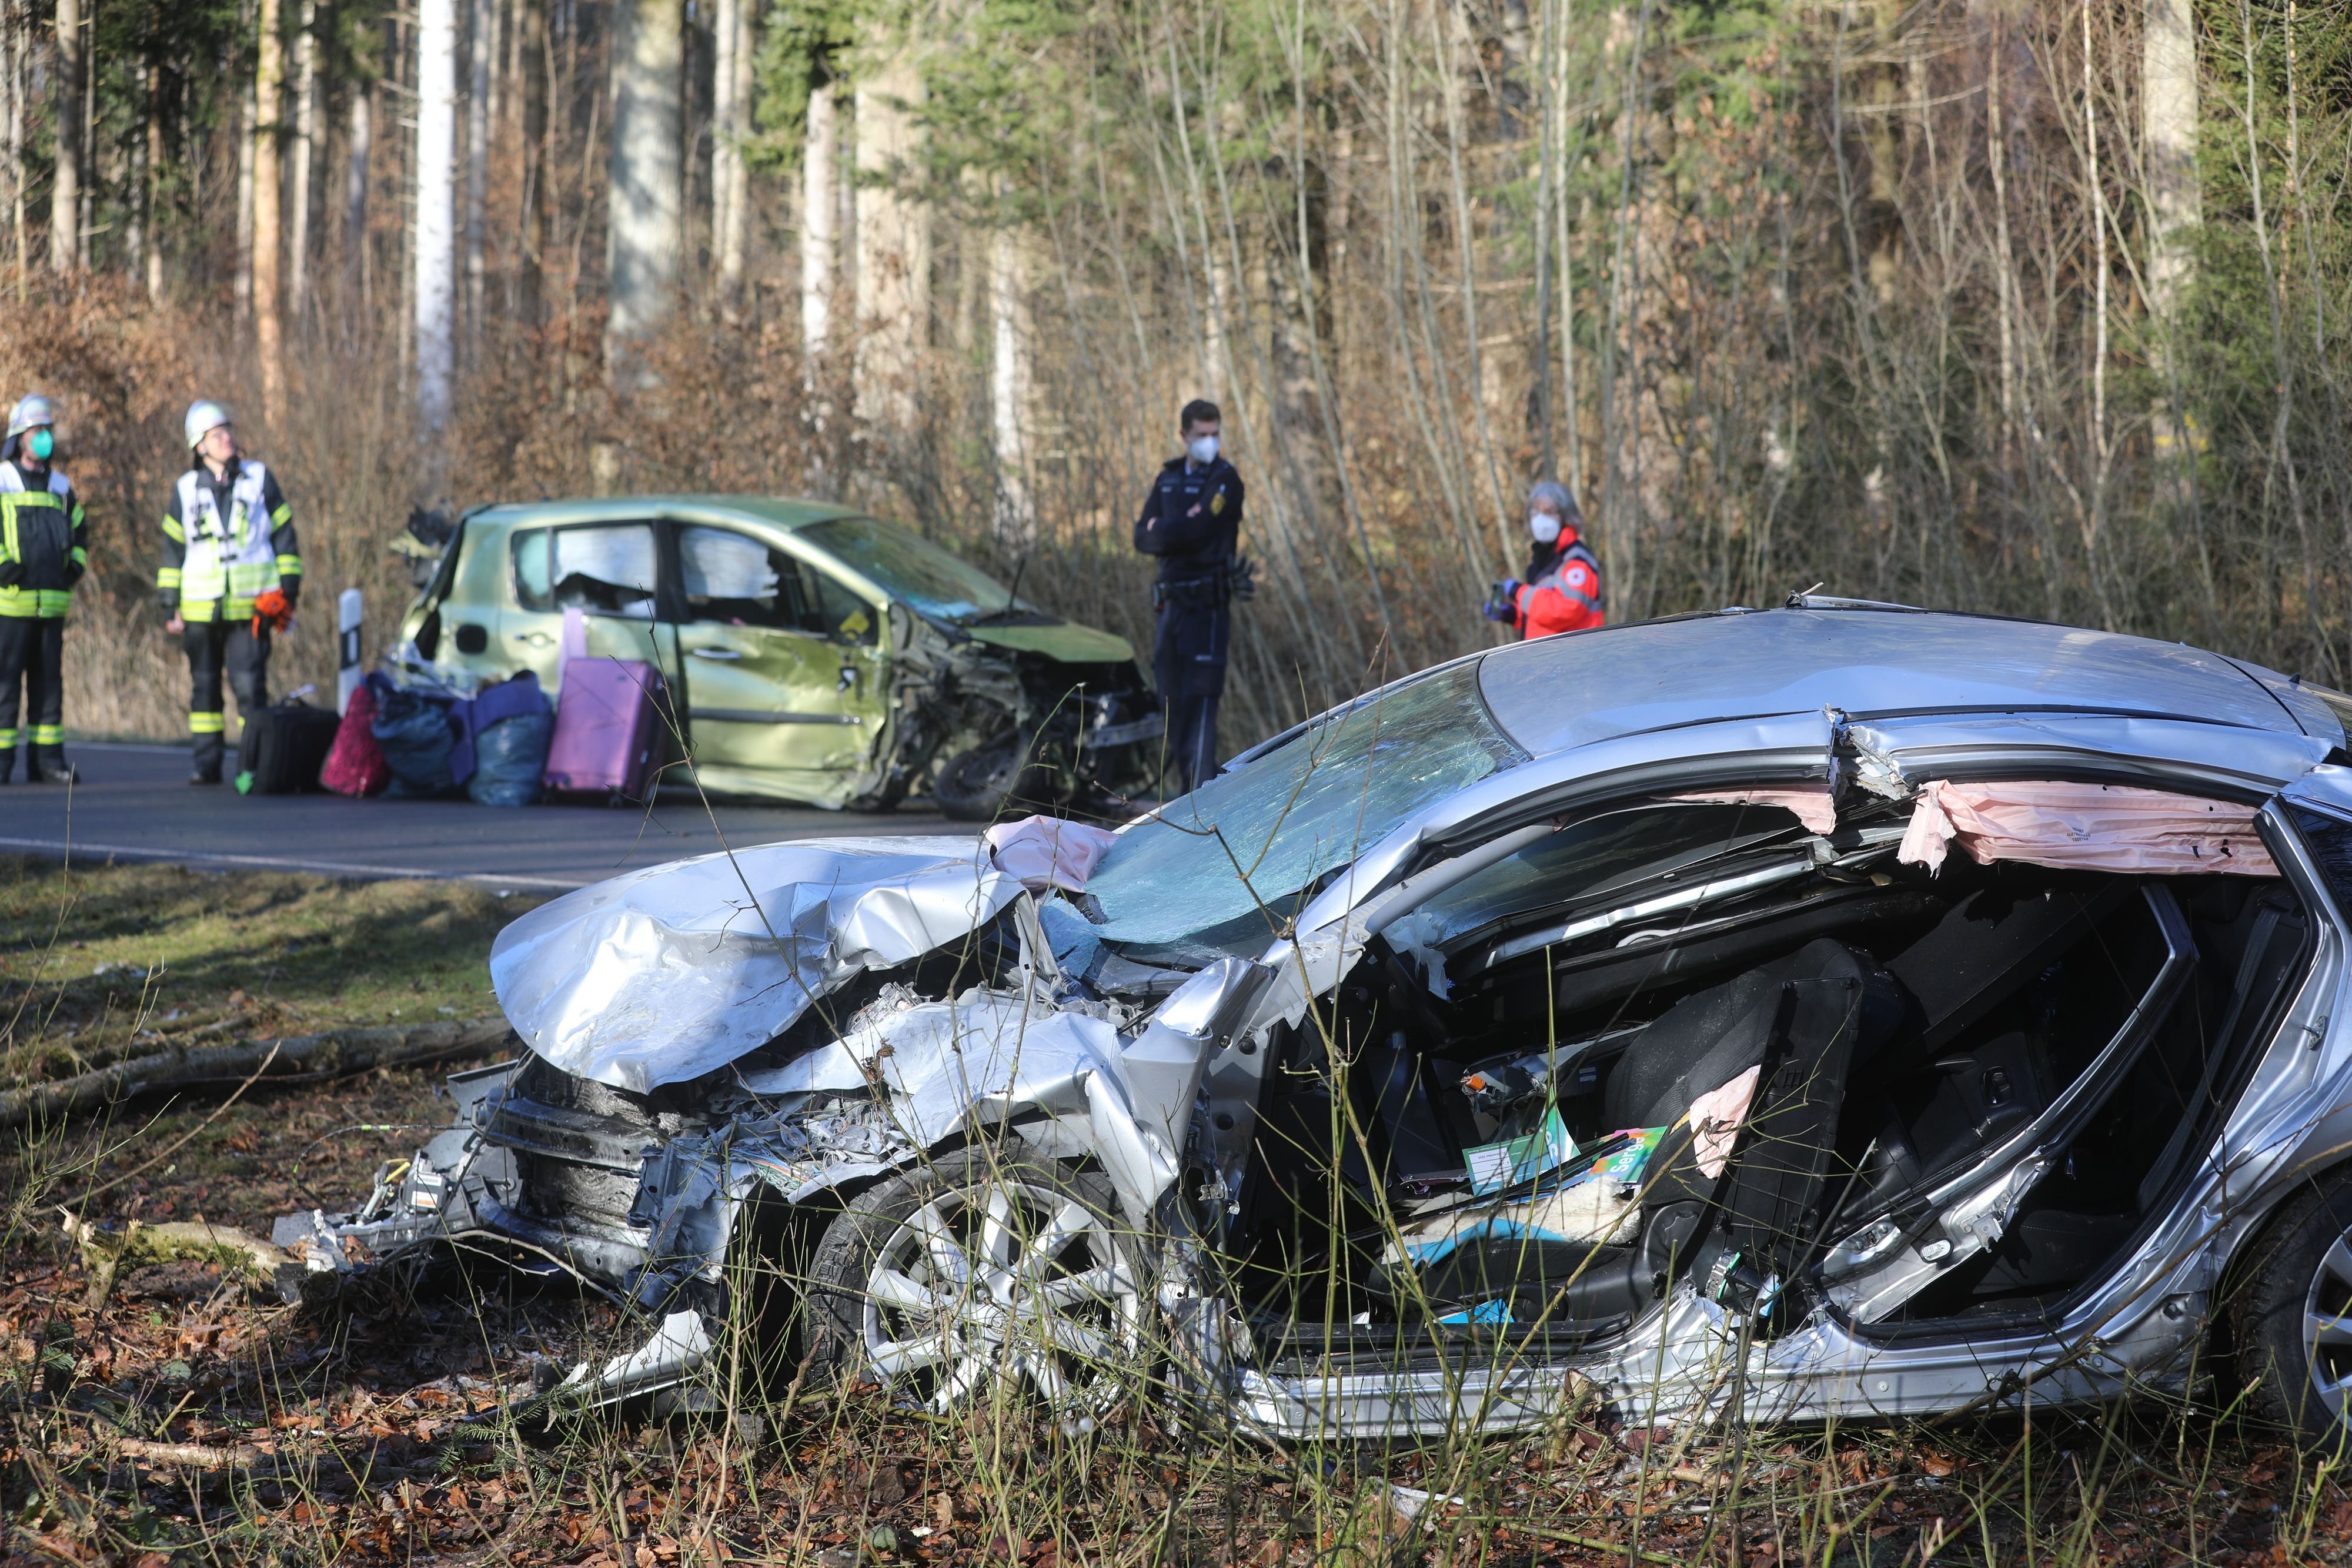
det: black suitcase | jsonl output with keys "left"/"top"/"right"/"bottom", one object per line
{"left": 238, "top": 698, "right": 343, "bottom": 794}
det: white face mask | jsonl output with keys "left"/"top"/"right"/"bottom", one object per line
{"left": 1530, "top": 512, "right": 1562, "bottom": 544}
{"left": 1188, "top": 434, "right": 1220, "bottom": 466}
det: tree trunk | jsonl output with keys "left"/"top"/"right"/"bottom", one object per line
{"left": 415, "top": 0, "right": 459, "bottom": 434}
{"left": 988, "top": 223, "right": 1035, "bottom": 542}
{"left": 344, "top": 88, "right": 371, "bottom": 316}
{"left": 711, "top": 0, "right": 746, "bottom": 312}
{"left": 466, "top": 0, "right": 491, "bottom": 344}
{"left": 519, "top": 0, "right": 547, "bottom": 327}
{"left": 7, "top": 5, "right": 22, "bottom": 285}
{"left": 254, "top": 0, "right": 288, "bottom": 428}
{"left": 854, "top": 46, "right": 930, "bottom": 425}
{"left": 2143, "top": 0, "right": 2197, "bottom": 316}
{"left": 128, "top": 66, "right": 147, "bottom": 284}
{"left": 726, "top": 1, "right": 754, "bottom": 299}
{"left": 146, "top": 65, "right": 165, "bottom": 299}
{"left": 49, "top": 0, "right": 79, "bottom": 272}
{"left": 800, "top": 77, "right": 838, "bottom": 365}
{"left": 605, "top": 0, "right": 684, "bottom": 385}
{"left": 288, "top": 0, "right": 316, "bottom": 322}
{"left": 235, "top": 59, "right": 255, "bottom": 322}
{"left": 78, "top": 1, "right": 93, "bottom": 269}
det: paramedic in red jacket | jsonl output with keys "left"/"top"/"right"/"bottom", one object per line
{"left": 1482, "top": 480, "right": 1604, "bottom": 638}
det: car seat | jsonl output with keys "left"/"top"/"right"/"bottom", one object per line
{"left": 1400, "top": 938, "right": 1906, "bottom": 1325}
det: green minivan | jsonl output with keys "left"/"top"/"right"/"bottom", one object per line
{"left": 398, "top": 496, "right": 1162, "bottom": 816}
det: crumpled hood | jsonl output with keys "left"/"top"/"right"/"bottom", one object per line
{"left": 489, "top": 835, "right": 1020, "bottom": 1092}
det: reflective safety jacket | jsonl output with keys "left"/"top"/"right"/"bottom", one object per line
{"left": 159, "top": 460, "right": 300, "bottom": 623}
{"left": 0, "top": 460, "right": 86, "bottom": 619}
{"left": 1509, "top": 526, "right": 1605, "bottom": 639}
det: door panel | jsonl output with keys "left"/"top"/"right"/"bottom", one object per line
{"left": 671, "top": 524, "right": 883, "bottom": 778}
{"left": 502, "top": 523, "right": 665, "bottom": 692}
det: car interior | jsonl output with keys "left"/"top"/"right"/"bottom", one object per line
{"left": 1219, "top": 794, "right": 2315, "bottom": 1366}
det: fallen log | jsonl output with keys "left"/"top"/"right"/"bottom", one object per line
{"left": 112, "top": 1436, "right": 268, "bottom": 1470}
{"left": 0, "top": 1015, "right": 516, "bottom": 1129}
{"left": 59, "top": 1211, "right": 299, "bottom": 1307}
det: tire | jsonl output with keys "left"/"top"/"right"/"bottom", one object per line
{"left": 804, "top": 1149, "right": 1147, "bottom": 1422}
{"left": 2229, "top": 1171, "right": 2352, "bottom": 1448}
{"left": 846, "top": 771, "right": 908, "bottom": 814}
{"left": 933, "top": 730, "right": 1053, "bottom": 823}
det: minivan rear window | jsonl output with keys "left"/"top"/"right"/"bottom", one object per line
{"left": 513, "top": 524, "right": 659, "bottom": 618}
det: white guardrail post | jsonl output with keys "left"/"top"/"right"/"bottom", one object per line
{"left": 337, "top": 589, "right": 364, "bottom": 715}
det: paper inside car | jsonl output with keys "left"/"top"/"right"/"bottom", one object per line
{"left": 276, "top": 603, "right": 2352, "bottom": 1444}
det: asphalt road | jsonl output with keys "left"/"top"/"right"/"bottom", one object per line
{"left": 0, "top": 741, "right": 964, "bottom": 890}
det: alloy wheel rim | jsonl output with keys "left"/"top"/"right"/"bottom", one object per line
{"left": 2303, "top": 1228, "right": 2352, "bottom": 1426}
{"left": 859, "top": 1175, "right": 1142, "bottom": 1418}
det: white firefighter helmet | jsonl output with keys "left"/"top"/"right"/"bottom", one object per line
{"left": 7, "top": 394, "right": 54, "bottom": 439}
{"left": 184, "top": 399, "right": 232, "bottom": 451}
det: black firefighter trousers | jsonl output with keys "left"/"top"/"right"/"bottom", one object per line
{"left": 183, "top": 618, "right": 271, "bottom": 779}
{"left": 0, "top": 616, "right": 64, "bottom": 780}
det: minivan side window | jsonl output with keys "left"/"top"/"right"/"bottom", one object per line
{"left": 679, "top": 526, "right": 809, "bottom": 631}
{"left": 678, "top": 525, "right": 877, "bottom": 644}
{"left": 513, "top": 523, "right": 659, "bottom": 617}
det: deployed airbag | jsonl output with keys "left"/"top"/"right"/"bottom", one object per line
{"left": 490, "top": 837, "right": 1021, "bottom": 1092}
{"left": 984, "top": 815, "right": 1119, "bottom": 894}
{"left": 1897, "top": 780, "right": 2277, "bottom": 877}
{"left": 1671, "top": 788, "right": 1838, "bottom": 835}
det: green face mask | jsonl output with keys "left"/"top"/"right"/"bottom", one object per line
{"left": 27, "top": 429, "right": 52, "bottom": 461}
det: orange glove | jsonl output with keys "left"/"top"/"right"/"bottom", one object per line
{"left": 250, "top": 587, "right": 294, "bottom": 637}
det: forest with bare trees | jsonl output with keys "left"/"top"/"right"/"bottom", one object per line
{"left": 2, "top": 0, "right": 2346, "bottom": 747}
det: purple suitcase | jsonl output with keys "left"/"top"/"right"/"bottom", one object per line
{"left": 543, "top": 610, "right": 666, "bottom": 802}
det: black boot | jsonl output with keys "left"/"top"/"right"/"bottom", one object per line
{"left": 34, "top": 748, "right": 75, "bottom": 784}
{"left": 0, "top": 748, "right": 12, "bottom": 784}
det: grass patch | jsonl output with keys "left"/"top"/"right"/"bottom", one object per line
{"left": 0, "top": 856, "right": 546, "bottom": 1089}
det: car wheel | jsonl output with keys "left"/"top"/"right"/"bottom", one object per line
{"left": 804, "top": 1149, "right": 1147, "bottom": 1422}
{"left": 846, "top": 771, "right": 908, "bottom": 813}
{"left": 2230, "top": 1171, "right": 2352, "bottom": 1446}
{"left": 933, "top": 731, "right": 1052, "bottom": 822}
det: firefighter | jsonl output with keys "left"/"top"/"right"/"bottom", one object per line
{"left": 1133, "top": 397, "right": 1249, "bottom": 797}
{"left": 0, "top": 394, "right": 86, "bottom": 783}
{"left": 1483, "top": 480, "right": 1603, "bottom": 639}
{"left": 158, "top": 400, "right": 300, "bottom": 785}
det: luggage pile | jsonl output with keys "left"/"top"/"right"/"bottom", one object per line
{"left": 259, "top": 610, "right": 670, "bottom": 806}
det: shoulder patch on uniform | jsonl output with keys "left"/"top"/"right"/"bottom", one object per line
{"left": 1566, "top": 566, "right": 1590, "bottom": 584}
{"left": 1209, "top": 491, "right": 1226, "bottom": 516}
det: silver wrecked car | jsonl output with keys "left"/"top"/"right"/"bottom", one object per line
{"left": 278, "top": 600, "right": 2352, "bottom": 1445}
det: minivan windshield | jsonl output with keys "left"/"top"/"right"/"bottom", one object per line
{"left": 799, "top": 516, "right": 1024, "bottom": 624}
{"left": 1085, "top": 663, "right": 1526, "bottom": 958}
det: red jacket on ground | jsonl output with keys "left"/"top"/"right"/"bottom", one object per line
{"left": 1511, "top": 526, "right": 1606, "bottom": 638}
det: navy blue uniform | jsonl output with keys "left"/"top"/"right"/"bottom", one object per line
{"left": 1134, "top": 453, "right": 1244, "bottom": 795}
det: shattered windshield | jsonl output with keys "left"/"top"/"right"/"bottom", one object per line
{"left": 799, "top": 516, "right": 1019, "bottom": 624}
{"left": 1085, "top": 663, "right": 1526, "bottom": 957}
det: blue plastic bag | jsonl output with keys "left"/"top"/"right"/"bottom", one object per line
{"left": 469, "top": 709, "right": 553, "bottom": 807}
{"left": 372, "top": 686, "right": 459, "bottom": 798}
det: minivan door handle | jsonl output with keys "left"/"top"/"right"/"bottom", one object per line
{"left": 688, "top": 647, "right": 743, "bottom": 660}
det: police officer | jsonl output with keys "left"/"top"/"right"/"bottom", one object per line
{"left": 158, "top": 400, "right": 301, "bottom": 785}
{"left": 0, "top": 394, "right": 86, "bottom": 783}
{"left": 1483, "top": 480, "right": 1603, "bottom": 639}
{"left": 1134, "top": 398, "right": 1247, "bottom": 795}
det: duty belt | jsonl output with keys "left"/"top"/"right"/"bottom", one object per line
{"left": 1152, "top": 556, "right": 1257, "bottom": 611}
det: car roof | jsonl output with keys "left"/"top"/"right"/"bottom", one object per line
{"left": 1475, "top": 605, "right": 2341, "bottom": 756}
{"left": 463, "top": 495, "right": 864, "bottom": 532}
